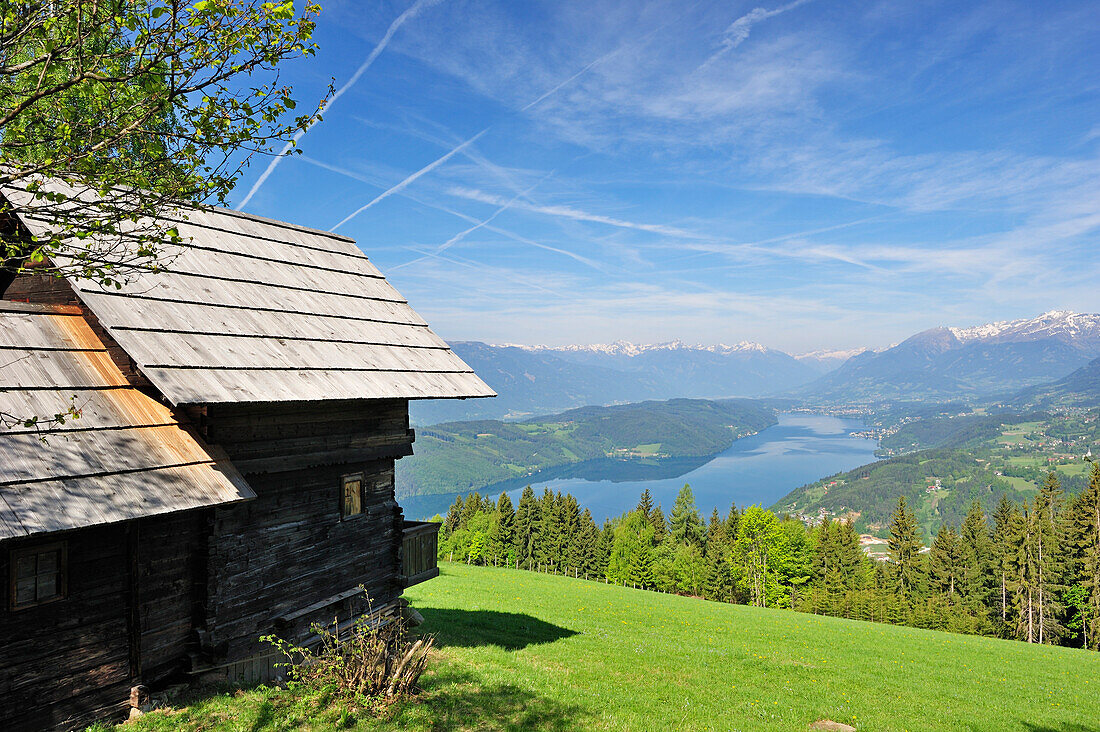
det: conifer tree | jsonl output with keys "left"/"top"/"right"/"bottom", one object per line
{"left": 812, "top": 519, "right": 836, "bottom": 594}
{"left": 536, "top": 489, "right": 561, "bottom": 569}
{"left": 1068, "top": 463, "right": 1100, "bottom": 649}
{"left": 991, "top": 494, "right": 1020, "bottom": 627}
{"left": 637, "top": 488, "right": 655, "bottom": 518}
{"left": 929, "top": 524, "right": 964, "bottom": 600}
{"left": 649, "top": 505, "right": 668, "bottom": 545}
{"left": 575, "top": 509, "right": 600, "bottom": 576}
{"left": 669, "top": 484, "right": 705, "bottom": 547}
{"left": 630, "top": 534, "right": 658, "bottom": 589}
{"left": 513, "top": 486, "right": 538, "bottom": 568}
{"left": 812, "top": 519, "right": 864, "bottom": 614}
{"left": 1034, "top": 472, "right": 1066, "bottom": 643}
{"left": 835, "top": 520, "right": 865, "bottom": 591}
{"left": 1007, "top": 501, "right": 1040, "bottom": 642}
{"left": 461, "top": 491, "right": 483, "bottom": 528}
{"left": 726, "top": 502, "right": 741, "bottom": 540}
{"left": 959, "top": 501, "right": 993, "bottom": 611}
{"left": 887, "top": 496, "right": 925, "bottom": 601}
{"left": 607, "top": 511, "right": 652, "bottom": 585}
{"left": 703, "top": 509, "right": 730, "bottom": 601}
{"left": 560, "top": 494, "right": 582, "bottom": 570}
{"left": 489, "top": 492, "right": 516, "bottom": 566}
{"left": 597, "top": 519, "right": 615, "bottom": 576}
{"left": 445, "top": 494, "right": 465, "bottom": 536}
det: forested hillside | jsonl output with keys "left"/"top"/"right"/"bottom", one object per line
{"left": 775, "top": 448, "right": 1033, "bottom": 534}
{"left": 1013, "top": 356, "right": 1100, "bottom": 407}
{"left": 777, "top": 412, "right": 1099, "bottom": 538}
{"left": 876, "top": 412, "right": 1049, "bottom": 454}
{"left": 397, "top": 399, "right": 776, "bottom": 497}
{"left": 440, "top": 465, "right": 1100, "bottom": 652}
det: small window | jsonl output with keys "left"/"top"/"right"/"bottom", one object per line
{"left": 10, "top": 542, "right": 66, "bottom": 610}
{"left": 342, "top": 474, "right": 363, "bottom": 518}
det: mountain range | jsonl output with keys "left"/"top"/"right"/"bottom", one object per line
{"left": 1011, "top": 356, "right": 1100, "bottom": 407}
{"left": 410, "top": 340, "right": 822, "bottom": 423}
{"left": 802, "top": 311, "right": 1100, "bottom": 404}
{"left": 411, "top": 311, "right": 1100, "bottom": 423}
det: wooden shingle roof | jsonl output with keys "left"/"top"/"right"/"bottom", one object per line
{"left": 0, "top": 302, "right": 255, "bottom": 540}
{"left": 5, "top": 181, "right": 496, "bottom": 405}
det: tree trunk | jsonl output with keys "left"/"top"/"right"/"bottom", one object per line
{"left": 1027, "top": 588, "right": 1035, "bottom": 643}
{"left": 1001, "top": 572, "right": 1007, "bottom": 622}
{"left": 1038, "top": 532, "right": 1045, "bottom": 645}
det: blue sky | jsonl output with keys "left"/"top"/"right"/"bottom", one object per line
{"left": 231, "top": 0, "right": 1100, "bottom": 353}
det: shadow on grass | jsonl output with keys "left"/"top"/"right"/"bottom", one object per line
{"left": 1020, "top": 724, "right": 1100, "bottom": 732}
{"left": 247, "top": 699, "right": 274, "bottom": 732}
{"left": 419, "top": 609, "right": 578, "bottom": 651}
{"left": 397, "top": 665, "right": 591, "bottom": 731}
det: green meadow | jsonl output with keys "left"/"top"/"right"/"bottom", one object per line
{"left": 115, "top": 562, "right": 1100, "bottom": 731}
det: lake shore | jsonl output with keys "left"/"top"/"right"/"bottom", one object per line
{"left": 400, "top": 413, "right": 879, "bottom": 521}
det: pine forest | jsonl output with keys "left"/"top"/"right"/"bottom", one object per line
{"left": 439, "top": 464, "right": 1100, "bottom": 650}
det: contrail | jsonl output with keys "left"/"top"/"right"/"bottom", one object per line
{"left": 434, "top": 173, "right": 554, "bottom": 255}
{"left": 448, "top": 186, "right": 702, "bottom": 239}
{"left": 236, "top": 0, "right": 444, "bottom": 210}
{"left": 700, "top": 0, "right": 813, "bottom": 69}
{"left": 390, "top": 177, "right": 553, "bottom": 272}
{"left": 520, "top": 55, "right": 608, "bottom": 112}
{"left": 329, "top": 128, "right": 489, "bottom": 231}
{"left": 398, "top": 245, "right": 570, "bottom": 299}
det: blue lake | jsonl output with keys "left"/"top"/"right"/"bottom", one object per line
{"left": 400, "top": 413, "right": 879, "bottom": 522}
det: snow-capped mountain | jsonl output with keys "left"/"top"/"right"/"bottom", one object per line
{"left": 510, "top": 339, "right": 776, "bottom": 357}
{"left": 794, "top": 348, "right": 869, "bottom": 369}
{"left": 801, "top": 311, "right": 1100, "bottom": 404}
{"left": 410, "top": 339, "right": 822, "bottom": 423}
{"left": 409, "top": 310, "right": 1100, "bottom": 423}
{"left": 948, "top": 310, "right": 1100, "bottom": 350}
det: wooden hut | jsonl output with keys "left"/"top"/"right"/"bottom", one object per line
{"left": 0, "top": 187, "right": 493, "bottom": 730}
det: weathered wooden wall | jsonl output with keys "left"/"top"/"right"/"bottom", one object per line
{"left": 197, "top": 399, "right": 413, "bottom": 662}
{"left": 138, "top": 511, "right": 208, "bottom": 686}
{"left": 2, "top": 271, "right": 80, "bottom": 306}
{"left": 0, "top": 511, "right": 208, "bottom": 731}
{"left": 0, "top": 525, "right": 130, "bottom": 731}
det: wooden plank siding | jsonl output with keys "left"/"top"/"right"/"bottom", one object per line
{"left": 197, "top": 399, "right": 414, "bottom": 662}
{"left": 0, "top": 512, "right": 208, "bottom": 731}
{"left": 401, "top": 521, "right": 440, "bottom": 587}
{"left": 0, "top": 525, "right": 131, "bottom": 731}
{"left": 136, "top": 512, "right": 208, "bottom": 686}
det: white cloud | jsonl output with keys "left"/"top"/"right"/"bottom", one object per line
{"left": 701, "top": 0, "right": 815, "bottom": 68}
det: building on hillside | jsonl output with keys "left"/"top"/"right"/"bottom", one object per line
{"left": 0, "top": 184, "right": 494, "bottom": 731}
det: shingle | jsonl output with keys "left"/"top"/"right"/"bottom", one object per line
{"left": 5, "top": 181, "right": 495, "bottom": 405}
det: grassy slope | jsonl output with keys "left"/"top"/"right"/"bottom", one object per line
{"left": 120, "top": 563, "right": 1099, "bottom": 732}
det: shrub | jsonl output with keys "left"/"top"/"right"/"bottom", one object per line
{"left": 264, "top": 597, "right": 434, "bottom": 707}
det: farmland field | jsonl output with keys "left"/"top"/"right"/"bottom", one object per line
{"left": 115, "top": 562, "right": 1100, "bottom": 731}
